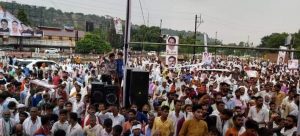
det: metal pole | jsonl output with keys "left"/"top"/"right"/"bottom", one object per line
{"left": 123, "top": 0, "right": 131, "bottom": 107}
{"left": 193, "top": 14, "right": 197, "bottom": 60}
{"left": 128, "top": 42, "right": 300, "bottom": 52}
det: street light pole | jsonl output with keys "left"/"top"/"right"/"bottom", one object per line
{"left": 193, "top": 14, "right": 197, "bottom": 60}
{"left": 193, "top": 14, "right": 203, "bottom": 60}
{"left": 123, "top": 0, "right": 131, "bottom": 107}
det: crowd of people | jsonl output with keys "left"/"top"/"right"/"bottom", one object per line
{"left": 0, "top": 52, "right": 299, "bottom": 136}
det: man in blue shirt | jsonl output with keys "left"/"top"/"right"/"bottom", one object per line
{"left": 116, "top": 52, "right": 124, "bottom": 85}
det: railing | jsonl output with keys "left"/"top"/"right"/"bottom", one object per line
{"left": 3, "top": 38, "right": 75, "bottom": 47}
{"left": 22, "top": 39, "right": 75, "bottom": 47}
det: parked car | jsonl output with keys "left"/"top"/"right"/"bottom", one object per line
{"left": 44, "top": 48, "right": 59, "bottom": 54}
{"left": 147, "top": 51, "right": 156, "bottom": 56}
{"left": 12, "top": 59, "right": 60, "bottom": 71}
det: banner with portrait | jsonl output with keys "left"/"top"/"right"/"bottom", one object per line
{"left": 166, "top": 36, "right": 179, "bottom": 67}
{"left": 114, "top": 17, "right": 123, "bottom": 35}
{"left": 166, "top": 36, "right": 179, "bottom": 55}
{"left": 277, "top": 46, "right": 287, "bottom": 65}
{"left": 0, "top": 6, "right": 34, "bottom": 37}
{"left": 288, "top": 59, "right": 298, "bottom": 69}
{"left": 202, "top": 52, "right": 212, "bottom": 64}
{"left": 166, "top": 55, "right": 177, "bottom": 67}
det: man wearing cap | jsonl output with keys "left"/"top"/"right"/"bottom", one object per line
{"left": 130, "top": 122, "right": 144, "bottom": 136}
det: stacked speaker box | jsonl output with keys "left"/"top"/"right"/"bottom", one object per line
{"left": 91, "top": 82, "right": 119, "bottom": 106}
{"left": 124, "top": 69, "right": 132, "bottom": 108}
{"left": 86, "top": 21, "right": 94, "bottom": 32}
{"left": 125, "top": 69, "right": 149, "bottom": 110}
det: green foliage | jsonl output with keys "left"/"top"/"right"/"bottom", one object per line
{"left": 17, "top": 8, "right": 30, "bottom": 25}
{"left": 260, "top": 33, "right": 288, "bottom": 48}
{"left": 75, "top": 33, "right": 111, "bottom": 54}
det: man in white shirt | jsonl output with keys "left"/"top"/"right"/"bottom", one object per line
{"left": 100, "top": 118, "right": 113, "bottom": 136}
{"left": 67, "top": 112, "right": 84, "bottom": 136}
{"left": 23, "top": 107, "right": 41, "bottom": 136}
{"left": 168, "top": 100, "right": 184, "bottom": 136}
{"left": 51, "top": 109, "right": 69, "bottom": 134}
{"left": 69, "top": 94, "right": 84, "bottom": 117}
{"left": 210, "top": 101, "right": 225, "bottom": 116}
{"left": 247, "top": 96, "right": 269, "bottom": 128}
{"left": 280, "top": 115, "right": 297, "bottom": 136}
{"left": 107, "top": 105, "right": 125, "bottom": 127}
{"left": 0, "top": 110, "right": 16, "bottom": 136}
{"left": 83, "top": 114, "right": 103, "bottom": 136}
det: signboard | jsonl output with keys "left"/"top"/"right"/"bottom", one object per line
{"left": 166, "top": 36, "right": 179, "bottom": 67}
{"left": 0, "top": 6, "right": 37, "bottom": 37}
{"left": 288, "top": 59, "right": 298, "bottom": 69}
{"left": 166, "top": 36, "right": 178, "bottom": 55}
{"left": 202, "top": 52, "right": 212, "bottom": 64}
{"left": 166, "top": 55, "right": 177, "bottom": 67}
{"left": 277, "top": 46, "right": 287, "bottom": 65}
{"left": 114, "top": 17, "right": 123, "bottom": 35}
{"left": 5, "top": 51, "right": 32, "bottom": 58}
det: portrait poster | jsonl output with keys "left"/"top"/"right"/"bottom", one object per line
{"left": 288, "top": 59, "right": 298, "bottom": 69}
{"left": 0, "top": 6, "right": 35, "bottom": 37}
{"left": 202, "top": 52, "right": 212, "bottom": 64}
{"left": 277, "top": 46, "right": 287, "bottom": 65}
{"left": 166, "top": 55, "right": 177, "bottom": 67}
{"left": 114, "top": 17, "right": 123, "bottom": 35}
{"left": 166, "top": 36, "right": 179, "bottom": 55}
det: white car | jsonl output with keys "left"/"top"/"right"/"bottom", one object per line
{"left": 44, "top": 48, "right": 59, "bottom": 54}
{"left": 147, "top": 51, "right": 156, "bottom": 56}
{"left": 13, "top": 59, "right": 60, "bottom": 71}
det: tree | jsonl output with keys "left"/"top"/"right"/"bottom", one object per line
{"left": 260, "top": 33, "right": 288, "bottom": 48}
{"left": 17, "top": 8, "right": 30, "bottom": 25}
{"left": 75, "top": 33, "right": 112, "bottom": 54}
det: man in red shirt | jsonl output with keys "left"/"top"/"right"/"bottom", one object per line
{"left": 34, "top": 116, "right": 51, "bottom": 135}
{"left": 52, "top": 70, "right": 61, "bottom": 86}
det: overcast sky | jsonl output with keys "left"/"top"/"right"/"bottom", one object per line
{"left": 5, "top": 0, "right": 300, "bottom": 45}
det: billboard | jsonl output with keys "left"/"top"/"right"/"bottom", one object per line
{"left": 277, "top": 46, "right": 287, "bottom": 65}
{"left": 114, "top": 17, "right": 123, "bottom": 35}
{"left": 166, "top": 55, "right": 177, "bottom": 67}
{"left": 202, "top": 52, "right": 212, "bottom": 64}
{"left": 0, "top": 6, "right": 36, "bottom": 37}
{"left": 288, "top": 59, "right": 298, "bottom": 69}
{"left": 166, "top": 36, "right": 179, "bottom": 67}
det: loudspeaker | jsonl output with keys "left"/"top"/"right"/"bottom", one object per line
{"left": 104, "top": 85, "right": 119, "bottom": 106}
{"left": 129, "top": 70, "right": 149, "bottom": 110}
{"left": 124, "top": 69, "right": 132, "bottom": 108}
{"left": 91, "top": 82, "right": 104, "bottom": 104}
{"left": 91, "top": 82, "right": 119, "bottom": 106}
{"left": 86, "top": 21, "right": 94, "bottom": 32}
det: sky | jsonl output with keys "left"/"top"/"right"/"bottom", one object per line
{"left": 4, "top": 0, "right": 300, "bottom": 45}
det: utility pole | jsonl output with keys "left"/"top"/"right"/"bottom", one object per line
{"left": 247, "top": 35, "right": 250, "bottom": 47}
{"left": 147, "top": 12, "right": 149, "bottom": 27}
{"left": 215, "top": 31, "right": 218, "bottom": 45}
{"left": 157, "top": 19, "right": 163, "bottom": 55}
{"left": 159, "top": 19, "right": 162, "bottom": 35}
{"left": 193, "top": 14, "right": 204, "bottom": 60}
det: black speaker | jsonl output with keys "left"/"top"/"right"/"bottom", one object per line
{"left": 124, "top": 69, "right": 132, "bottom": 108}
{"left": 129, "top": 70, "right": 149, "bottom": 110}
{"left": 91, "top": 82, "right": 104, "bottom": 104}
{"left": 104, "top": 85, "right": 119, "bottom": 106}
{"left": 86, "top": 21, "right": 94, "bottom": 32}
{"left": 91, "top": 82, "right": 119, "bottom": 106}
